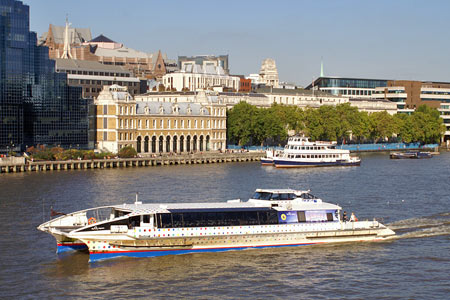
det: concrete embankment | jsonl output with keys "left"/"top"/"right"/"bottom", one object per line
{"left": 0, "top": 152, "right": 264, "bottom": 174}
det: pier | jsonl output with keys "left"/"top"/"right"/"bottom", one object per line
{"left": 0, "top": 152, "right": 264, "bottom": 174}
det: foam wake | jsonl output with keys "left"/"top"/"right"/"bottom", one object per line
{"left": 386, "top": 213, "right": 450, "bottom": 240}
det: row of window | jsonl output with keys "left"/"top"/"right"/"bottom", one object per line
{"left": 287, "top": 154, "right": 341, "bottom": 159}
{"left": 286, "top": 145, "right": 336, "bottom": 150}
{"left": 118, "top": 132, "right": 225, "bottom": 141}
{"left": 118, "top": 118, "right": 225, "bottom": 130}
{"left": 59, "top": 69, "right": 131, "bottom": 77}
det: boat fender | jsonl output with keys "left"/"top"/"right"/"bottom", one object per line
{"left": 88, "top": 217, "right": 97, "bottom": 225}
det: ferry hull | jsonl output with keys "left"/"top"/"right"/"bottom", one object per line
{"left": 274, "top": 159, "right": 361, "bottom": 168}
{"left": 260, "top": 158, "right": 274, "bottom": 166}
{"left": 57, "top": 241, "right": 88, "bottom": 253}
{"left": 85, "top": 226, "right": 393, "bottom": 262}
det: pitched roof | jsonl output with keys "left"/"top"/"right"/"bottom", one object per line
{"left": 44, "top": 24, "right": 92, "bottom": 44}
{"left": 54, "top": 58, "right": 131, "bottom": 74}
{"left": 90, "top": 34, "right": 116, "bottom": 43}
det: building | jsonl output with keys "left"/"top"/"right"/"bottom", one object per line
{"left": 306, "top": 77, "right": 389, "bottom": 99}
{"left": 162, "top": 64, "right": 240, "bottom": 92}
{"left": 178, "top": 55, "right": 229, "bottom": 75}
{"left": 259, "top": 58, "right": 279, "bottom": 88}
{"left": 54, "top": 58, "right": 143, "bottom": 98}
{"left": 255, "top": 87, "right": 348, "bottom": 108}
{"left": 238, "top": 77, "right": 252, "bottom": 93}
{"left": 92, "top": 85, "right": 227, "bottom": 153}
{"left": 371, "top": 80, "right": 450, "bottom": 139}
{"left": 0, "top": 0, "right": 88, "bottom": 152}
{"left": 39, "top": 21, "right": 177, "bottom": 79}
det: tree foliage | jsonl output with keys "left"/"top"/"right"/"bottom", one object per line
{"left": 227, "top": 103, "right": 444, "bottom": 145}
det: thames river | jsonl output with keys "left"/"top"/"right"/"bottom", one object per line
{"left": 0, "top": 152, "right": 449, "bottom": 299}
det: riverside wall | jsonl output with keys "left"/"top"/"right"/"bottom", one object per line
{"left": 0, "top": 152, "right": 264, "bottom": 174}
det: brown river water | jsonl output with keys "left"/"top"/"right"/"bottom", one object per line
{"left": 0, "top": 152, "right": 449, "bottom": 299}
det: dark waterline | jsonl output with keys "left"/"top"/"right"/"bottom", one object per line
{"left": 0, "top": 152, "right": 449, "bottom": 299}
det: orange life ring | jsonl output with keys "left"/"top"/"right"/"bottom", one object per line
{"left": 88, "top": 217, "right": 97, "bottom": 225}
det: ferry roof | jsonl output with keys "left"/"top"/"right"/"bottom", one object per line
{"left": 114, "top": 201, "right": 270, "bottom": 214}
{"left": 113, "top": 198, "right": 340, "bottom": 214}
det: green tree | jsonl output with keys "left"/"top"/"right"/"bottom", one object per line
{"left": 118, "top": 146, "right": 137, "bottom": 158}
{"left": 227, "top": 102, "right": 259, "bottom": 145}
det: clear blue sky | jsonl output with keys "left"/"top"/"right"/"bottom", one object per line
{"left": 25, "top": 0, "right": 450, "bottom": 86}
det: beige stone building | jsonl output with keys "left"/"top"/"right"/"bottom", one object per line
{"left": 92, "top": 85, "right": 227, "bottom": 154}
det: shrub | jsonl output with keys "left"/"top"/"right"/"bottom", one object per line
{"left": 118, "top": 146, "right": 137, "bottom": 158}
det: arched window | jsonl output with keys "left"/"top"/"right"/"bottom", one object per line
{"left": 186, "top": 136, "right": 191, "bottom": 152}
{"left": 151, "top": 136, "right": 156, "bottom": 153}
{"left": 159, "top": 136, "right": 164, "bottom": 153}
{"left": 166, "top": 136, "right": 171, "bottom": 152}
{"left": 144, "top": 136, "right": 149, "bottom": 153}
{"left": 206, "top": 135, "right": 210, "bottom": 151}
{"left": 173, "top": 136, "right": 178, "bottom": 153}
{"left": 193, "top": 135, "right": 198, "bottom": 151}
{"left": 136, "top": 136, "right": 142, "bottom": 153}
{"left": 180, "top": 136, "right": 184, "bottom": 152}
{"left": 199, "top": 135, "right": 204, "bottom": 151}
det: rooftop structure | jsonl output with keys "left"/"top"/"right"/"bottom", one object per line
{"left": 178, "top": 55, "right": 229, "bottom": 75}
{"left": 55, "top": 58, "right": 143, "bottom": 98}
{"left": 40, "top": 22, "right": 177, "bottom": 79}
{"left": 259, "top": 58, "right": 279, "bottom": 88}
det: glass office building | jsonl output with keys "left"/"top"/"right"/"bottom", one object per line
{"left": 0, "top": 0, "right": 88, "bottom": 152}
{"left": 306, "top": 77, "right": 388, "bottom": 98}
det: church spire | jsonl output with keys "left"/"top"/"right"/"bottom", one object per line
{"left": 61, "top": 15, "right": 73, "bottom": 59}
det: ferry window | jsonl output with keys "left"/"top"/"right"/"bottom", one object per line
{"left": 271, "top": 193, "right": 280, "bottom": 200}
{"left": 289, "top": 193, "right": 296, "bottom": 199}
{"left": 296, "top": 155, "right": 300, "bottom": 158}
{"left": 301, "top": 147, "right": 305, "bottom": 150}
{"left": 257, "top": 192, "right": 272, "bottom": 200}
{"left": 160, "top": 213, "right": 172, "bottom": 228}
{"left": 297, "top": 211, "right": 306, "bottom": 222}
{"left": 252, "top": 192, "right": 262, "bottom": 199}
{"left": 172, "top": 213, "right": 183, "bottom": 227}
{"left": 327, "top": 213, "right": 334, "bottom": 221}
{"left": 142, "top": 215, "right": 150, "bottom": 223}
{"left": 279, "top": 193, "right": 290, "bottom": 200}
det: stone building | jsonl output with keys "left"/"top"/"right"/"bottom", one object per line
{"left": 92, "top": 85, "right": 227, "bottom": 154}
{"left": 259, "top": 58, "right": 279, "bottom": 88}
{"left": 162, "top": 64, "right": 240, "bottom": 92}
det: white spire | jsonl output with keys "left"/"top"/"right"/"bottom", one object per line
{"left": 61, "top": 16, "right": 73, "bottom": 59}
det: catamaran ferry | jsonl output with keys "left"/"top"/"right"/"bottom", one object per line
{"left": 266, "top": 136, "right": 360, "bottom": 168}
{"left": 38, "top": 189, "right": 394, "bottom": 262}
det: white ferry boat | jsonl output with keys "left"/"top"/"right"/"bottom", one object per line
{"left": 38, "top": 190, "right": 394, "bottom": 262}
{"left": 270, "top": 136, "right": 360, "bottom": 168}
{"left": 261, "top": 149, "right": 283, "bottom": 165}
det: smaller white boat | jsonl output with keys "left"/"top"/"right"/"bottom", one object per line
{"left": 261, "top": 149, "right": 283, "bottom": 166}
{"left": 273, "top": 136, "right": 360, "bottom": 168}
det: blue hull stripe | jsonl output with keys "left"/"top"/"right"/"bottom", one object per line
{"left": 57, "top": 243, "right": 88, "bottom": 253}
{"left": 274, "top": 159, "right": 360, "bottom": 167}
{"left": 89, "top": 242, "right": 317, "bottom": 262}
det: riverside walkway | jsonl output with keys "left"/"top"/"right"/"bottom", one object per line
{"left": 0, "top": 152, "right": 264, "bottom": 174}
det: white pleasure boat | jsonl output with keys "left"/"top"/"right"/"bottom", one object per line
{"left": 267, "top": 136, "right": 360, "bottom": 168}
{"left": 38, "top": 189, "right": 394, "bottom": 262}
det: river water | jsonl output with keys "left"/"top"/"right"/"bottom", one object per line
{"left": 0, "top": 152, "right": 449, "bottom": 299}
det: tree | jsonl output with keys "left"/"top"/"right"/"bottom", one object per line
{"left": 227, "top": 102, "right": 259, "bottom": 145}
{"left": 118, "top": 146, "right": 137, "bottom": 158}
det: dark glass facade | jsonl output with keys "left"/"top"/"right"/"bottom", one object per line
{"left": 0, "top": 0, "right": 88, "bottom": 152}
{"left": 312, "top": 77, "right": 388, "bottom": 89}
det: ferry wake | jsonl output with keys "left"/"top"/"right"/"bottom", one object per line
{"left": 38, "top": 190, "right": 395, "bottom": 262}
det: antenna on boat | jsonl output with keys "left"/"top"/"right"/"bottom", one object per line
{"left": 135, "top": 192, "right": 142, "bottom": 205}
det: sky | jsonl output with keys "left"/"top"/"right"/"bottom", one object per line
{"left": 24, "top": 0, "right": 450, "bottom": 86}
